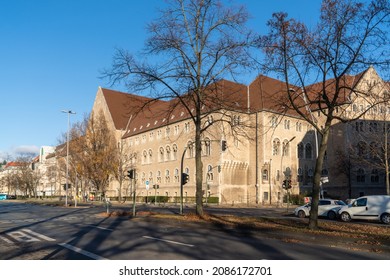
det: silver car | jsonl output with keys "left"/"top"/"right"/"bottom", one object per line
{"left": 294, "top": 199, "right": 346, "bottom": 220}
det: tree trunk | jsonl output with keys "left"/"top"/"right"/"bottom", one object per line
{"left": 195, "top": 113, "right": 204, "bottom": 216}
{"left": 309, "top": 125, "right": 330, "bottom": 229}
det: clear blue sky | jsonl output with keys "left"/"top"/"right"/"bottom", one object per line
{"left": 0, "top": 0, "right": 323, "bottom": 161}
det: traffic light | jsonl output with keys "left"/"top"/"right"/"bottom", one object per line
{"left": 181, "top": 173, "right": 189, "bottom": 185}
{"left": 287, "top": 180, "right": 292, "bottom": 189}
{"left": 127, "top": 169, "right": 135, "bottom": 179}
{"left": 221, "top": 140, "right": 227, "bottom": 151}
{"left": 282, "top": 180, "right": 287, "bottom": 189}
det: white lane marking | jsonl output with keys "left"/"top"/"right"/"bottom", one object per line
{"left": 7, "top": 231, "right": 40, "bottom": 242}
{"left": 2, "top": 229, "right": 55, "bottom": 243}
{"left": 142, "top": 236, "right": 195, "bottom": 247}
{"left": 87, "top": 225, "right": 113, "bottom": 231}
{"left": 0, "top": 235, "right": 13, "bottom": 244}
{"left": 21, "top": 229, "right": 56, "bottom": 241}
{"left": 58, "top": 243, "right": 109, "bottom": 260}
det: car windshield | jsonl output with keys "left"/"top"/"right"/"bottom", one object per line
{"left": 335, "top": 200, "right": 346, "bottom": 205}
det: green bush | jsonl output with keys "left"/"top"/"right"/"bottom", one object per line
{"left": 284, "top": 193, "right": 305, "bottom": 205}
{"left": 203, "top": 197, "right": 219, "bottom": 204}
{"left": 145, "top": 196, "right": 169, "bottom": 203}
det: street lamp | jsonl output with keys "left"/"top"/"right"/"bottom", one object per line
{"left": 61, "top": 110, "right": 76, "bottom": 207}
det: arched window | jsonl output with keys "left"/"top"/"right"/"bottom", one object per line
{"left": 185, "top": 122, "right": 190, "bottom": 133}
{"left": 271, "top": 116, "right": 278, "bottom": 127}
{"left": 207, "top": 165, "right": 214, "bottom": 181}
{"left": 357, "top": 141, "right": 367, "bottom": 157}
{"left": 141, "top": 172, "right": 146, "bottom": 184}
{"left": 369, "top": 142, "right": 378, "bottom": 159}
{"left": 371, "top": 169, "right": 379, "bottom": 183}
{"left": 172, "top": 144, "right": 178, "bottom": 160}
{"left": 187, "top": 141, "right": 193, "bottom": 158}
{"left": 262, "top": 169, "right": 268, "bottom": 181}
{"left": 369, "top": 122, "right": 378, "bottom": 132}
{"left": 165, "top": 169, "right": 170, "bottom": 183}
{"left": 357, "top": 168, "right": 365, "bottom": 183}
{"left": 284, "top": 119, "right": 290, "bottom": 129}
{"left": 165, "top": 145, "right": 171, "bottom": 161}
{"left": 148, "top": 149, "right": 153, "bottom": 163}
{"left": 142, "top": 150, "right": 147, "bottom": 164}
{"left": 174, "top": 168, "right": 179, "bottom": 183}
{"left": 297, "top": 168, "right": 303, "bottom": 182}
{"left": 208, "top": 115, "right": 214, "bottom": 125}
{"left": 305, "top": 143, "right": 312, "bottom": 159}
{"left": 159, "top": 147, "right": 164, "bottom": 162}
{"left": 282, "top": 140, "right": 290, "bottom": 156}
{"left": 157, "top": 170, "right": 162, "bottom": 183}
{"left": 297, "top": 143, "right": 304, "bottom": 159}
{"left": 148, "top": 172, "right": 153, "bottom": 184}
{"left": 272, "top": 138, "right": 280, "bottom": 156}
{"left": 204, "top": 138, "right": 211, "bottom": 156}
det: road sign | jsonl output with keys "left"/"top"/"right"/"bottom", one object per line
{"left": 145, "top": 180, "right": 149, "bottom": 190}
{"left": 320, "top": 176, "right": 329, "bottom": 183}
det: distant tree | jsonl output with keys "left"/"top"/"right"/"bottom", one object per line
{"left": 259, "top": 0, "right": 389, "bottom": 229}
{"left": 103, "top": 0, "right": 255, "bottom": 216}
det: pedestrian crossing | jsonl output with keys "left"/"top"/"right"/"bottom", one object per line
{"left": 0, "top": 228, "right": 55, "bottom": 244}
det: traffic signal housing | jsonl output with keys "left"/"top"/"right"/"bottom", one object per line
{"left": 127, "top": 169, "right": 135, "bottom": 179}
{"left": 282, "top": 179, "right": 292, "bottom": 189}
{"left": 181, "top": 173, "right": 189, "bottom": 185}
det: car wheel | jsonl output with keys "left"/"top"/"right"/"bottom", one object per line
{"left": 340, "top": 212, "right": 351, "bottom": 222}
{"left": 380, "top": 213, "right": 390, "bottom": 224}
{"left": 298, "top": 210, "right": 306, "bottom": 218}
{"left": 327, "top": 211, "right": 336, "bottom": 220}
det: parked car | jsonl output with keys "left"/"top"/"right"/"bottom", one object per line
{"left": 6, "top": 194, "right": 16, "bottom": 199}
{"left": 338, "top": 195, "right": 390, "bottom": 224}
{"left": 294, "top": 199, "right": 346, "bottom": 220}
{"left": 0, "top": 194, "right": 6, "bottom": 200}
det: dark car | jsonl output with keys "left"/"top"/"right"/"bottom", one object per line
{"left": 6, "top": 194, "right": 16, "bottom": 199}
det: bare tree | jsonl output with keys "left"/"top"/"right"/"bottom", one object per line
{"left": 77, "top": 111, "right": 118, "bottom": 198}
{"left": 103, "top": 0, "right": 255, "bottom": 216}
{"left": 259, "top": 0, "right": 389, "bottom": 229}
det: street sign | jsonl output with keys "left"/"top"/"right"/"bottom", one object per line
{"left": 320, "top": 176, "right": 329, "bottom": 183}
{"left": 145, "top": 180, "right": 149, "bottom": 190}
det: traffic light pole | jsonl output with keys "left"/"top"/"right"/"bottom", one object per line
{"left": 180, "top": 146, "right": 188, "bottom": 215}
{"left": 132, "top": 178, "right": 136, "bottom": 217}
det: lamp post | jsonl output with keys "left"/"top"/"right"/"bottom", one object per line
{"left": 61, "top": 110, "right": 76, "bottom": 207}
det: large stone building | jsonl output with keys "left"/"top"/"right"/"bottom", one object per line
{"left": 1, "top": 67, "right": 388, "bottom": 203}
{"left": 89, "top": 67, "right": 390, "bottom": 204}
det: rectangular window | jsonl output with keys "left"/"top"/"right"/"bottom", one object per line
{"left": 263, "top": 192, "right": 269, "bottom": 202}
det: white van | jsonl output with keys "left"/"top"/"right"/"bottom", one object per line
{"left": 338, "top": 195, "right": 390, "bottom": 224}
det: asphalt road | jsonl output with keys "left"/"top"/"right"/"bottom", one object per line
{"left": 0, "top": 201, "right": 388, "bottom": 260}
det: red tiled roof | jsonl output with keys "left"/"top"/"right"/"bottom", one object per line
{"left": 304, "top": 69, "right": 367, "bottom": 111}
{"left": 102, "top": 80, "right": 248, "bottom": 139}
{"left": 100, "top": 67, "right": 375, "bottom": 137}
{"left": 5, "top": 162, "right": 26, "bottom": 168}
{"left": 101, "top": 88, "right": 168, "bottom": 131}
